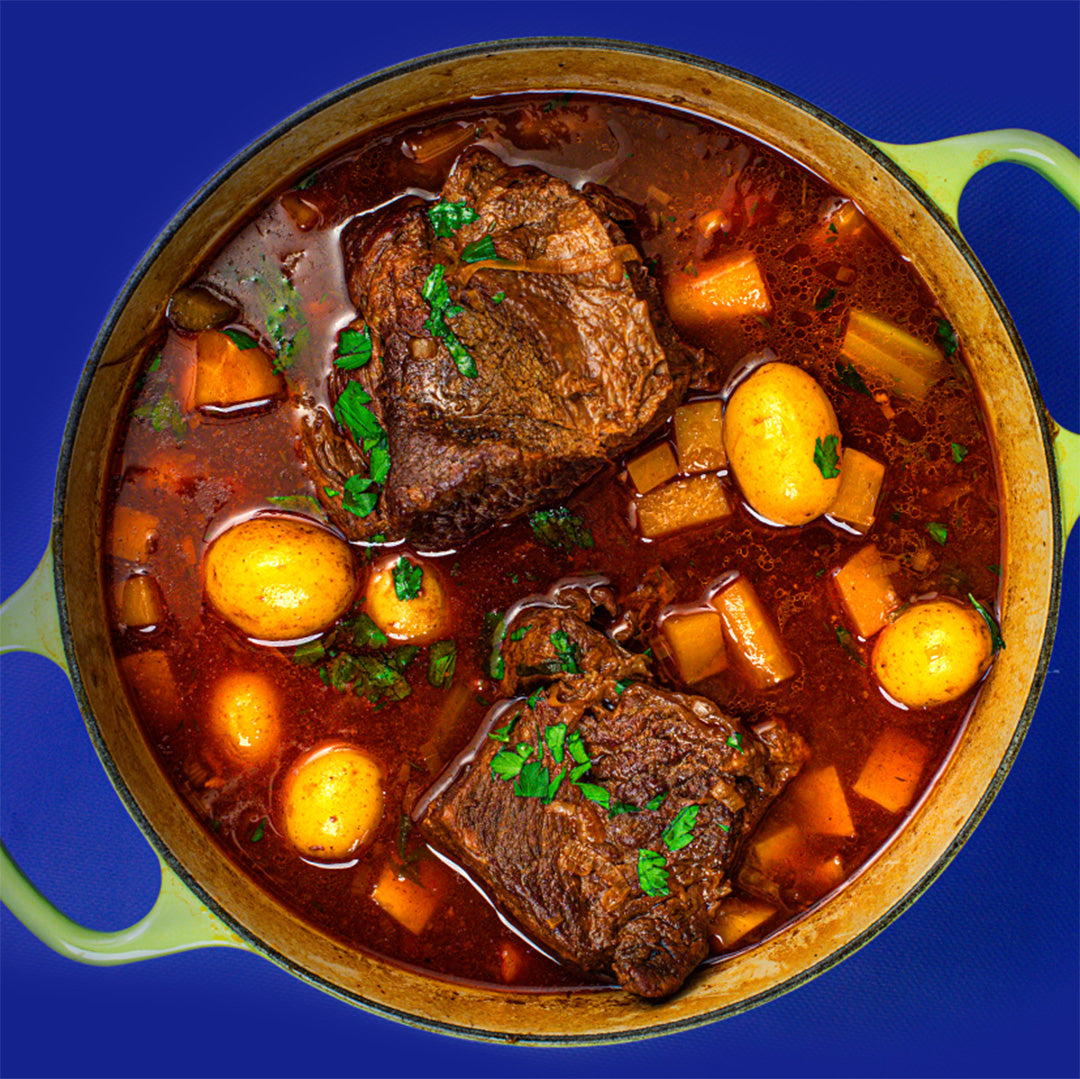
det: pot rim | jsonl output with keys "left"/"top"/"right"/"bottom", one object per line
{"left": 50, "top": 36, "right": 1065, "bottom": 1043}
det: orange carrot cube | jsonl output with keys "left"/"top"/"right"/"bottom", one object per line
{"left": 833, "top": 544, "right": 900, "bottom": 639}
{"left": 710, "top": 576, "right": 795, "bottom": 688}
{"left": 665, "top": 249, "right": 771, "bottom": 325}
{"left": 673, "top": 399, "right": 727, "bottom": 474}
{"left": 828, "top": 448, "right": 885, "bottom": 533}
{"left": 109, "top": 505, "right": 158, "bottom": 563}
{"left": 661, "top": 609, "right": 728, "bottom": 684}
{"left": 853, "top": 728, "right": 929, "bottom": 813}
{"left": 371, "top": 864, "right": 438, "bottom": 935}
{"left": 627, "top": 442, "right": 678, "bottom": 494}
{"left": 194, "top": 330, "right": 283, "bottom": 409}
{"left": 789, "top": 765, "right": 855, "bottom": 837}
{"left": 636, "top": 475, "right": 732, "bottom": 538}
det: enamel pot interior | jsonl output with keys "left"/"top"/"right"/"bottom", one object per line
{"left": 56, "top": 40, "right": 1059, "bottom": 1042}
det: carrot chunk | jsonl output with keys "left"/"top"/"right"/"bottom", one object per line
{"left": 673, "top": 399, "right": 727, "bottom": 474}
{"left": 371, "top": 863, "right": 438, "bottom": 935}
{"left": 117, "top": 574, "right": 165, "bottom": 629}
{"left": 665, "top": 249, "right": 771, "bottom": 325}
{"left": 109, "top": 505, "right": 158, "bottom": 563}
{"left": 852, "top": 727, "right": 929, "bottom": 813}
{"left": 636, "top": 474, "right": 732, "bottom": 538}
{"left": 828, "top": 448, "right": 885, "bottom": 533}
{"left": 788, "top": 765, "right": 855, "bottom": 837}
{"left": 712, "top": 895, "right": 776, "bottom": 949}
{"left": 710, "top": 576, "right": 795, "bottom": 688}
{"left": 627, "top": 442, "right": 678, "bottom": 494}
{"left": 832, "top": 544, "right": 900, "bottom": 639}
{"left": 194, "top": 330, "right": 283, "bottom": 409}
{"left": 660, "top": 609, "right": 728, "bottom": 684}
{"left": 841, "top": 309, "right": 948, "bottom": 399}
{"left": 748, "top": 823, "right": 802, "bottom": 874}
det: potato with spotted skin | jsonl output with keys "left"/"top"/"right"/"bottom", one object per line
{"left": 203, "top": 516, "right": 357, "bottom": 641}
{"left": 278, "top": 743, "right": 384, "bottom": 860}
{"left": 207, "top": 670, "right": 281, "bottom": 768}
{"left": 872, "top": 599, "right": 993, "bottom": 708}
{"left": 724, "top": 362, "right": 842, "bottom": 526}
{"left": 365, "top": 554, "right": 448, "bottom": 643}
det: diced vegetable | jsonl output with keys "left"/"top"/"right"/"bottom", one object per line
{"left": 841, "top": 309, "right": 948, "bottom": 399}
{"left": 627, "top": 442, "right": 678, "bottom": 495}
{"left": 673, "top": 399, "right": 726, "bottom": 474}
{"left": 498, "top": 939, "right": 525, "bottom": 983}
{"left": 371, "top": 863, "right": 438, "bottom": 934}
{"left": 827, "top": 448, "right": 885, "bottom": 533}
{"left": 404, "top": 121, "right": 476, "bottom": 166}
{"left": 119, "top": 650, "right": 182, "bottom": 733}
{"left": 109, "top": 505, "right": 158, "bottom": 562}
{"left": 748, "top": 822, "right": 801, "bottom": 874}
{"left": 832, "top": 544, "right": 900, "bottom": 639}
{"left": 665, "top": 249, "right": 771, "bottom": 324}
{"left": 711, "top": 895, "right": 776, "bottom": 949}
{"left": 280, "top": 190, "right": 321, "bottom": 231}
{"left": 788, "top": 765, "right": 855, "bottom": 837}
{"left": 660, "top": 609, "right": 728, "bottom": 684}
{"left": 117, "top": 574, "right": 165, "bottom": 629}
{"left": 194, "top": 329, "right": 284, "bottom": 409}
{"left": 710, "top": 576, "right": 795, "bottom": 688}
{"left": 813, "top": 855, "right": 846, "bottom": 892}
{"left": 852, "top": 727, "right": 929, "bottom": 813}
{"left": 636, "top": 474, "right": 732, "bottom": 538}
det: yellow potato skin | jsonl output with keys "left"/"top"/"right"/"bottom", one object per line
{"left": 872, "top": 599, "right": 993, "bottom": 708}
{"left": 724, "top": 362, "right": 842, "bottom": 526}
{"left": 207, "top": 670, "right": 281, "bottom": 768}
{"left": 365, "top": 555, "right": 448, "bottom": 644}
{"left": 203, "top": 516, "right": 357, "bottom": 641}
{"left": 278, "top": 743, "right": 384, "bottom": 860}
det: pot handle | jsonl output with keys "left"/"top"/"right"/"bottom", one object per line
{"left": 0, "top": 547, "right": 247, "bottom": 963}
{"left": 875, "top": 130, "right": 1080, "bottom": 537}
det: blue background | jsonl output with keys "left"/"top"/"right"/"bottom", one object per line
{"left": 1, "top": 2, "right": 1076, "bottom": 1077}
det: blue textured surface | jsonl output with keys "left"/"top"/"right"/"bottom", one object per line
{"left": 2, "top": 3, "right": 1076, "bottom": 1077}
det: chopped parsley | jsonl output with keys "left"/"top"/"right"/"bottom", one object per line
{"left": 542, "top": 93, "right": 572, "bottom": 112}
{"left": 835, "top": 625, "right": 866, "bottom": 667}
{"left": 726, "top": 732, "right": 744, "bottom": 751}
{"left": 422, "top": 264, "right": 477, "bottom": 378}
{"left": 576, "top": 782, "right": 610, "bottom": 809}
{"left": 936, "top": 318, "right": 959, "bottom": 356}
{"left": 266, "top": 493, "right": 324, "bottom": 518}
{"left": 489, "top": 715, "right": 518, "bottom": 743}
{"left": 615, "top": 679, "right": 633, "bottom": 694}
{"left": 249, "top": 818, "right": 267, "bottom": 842}
{"left": 133, "top": 389, "right": 186, "bottom": 440}
{"left": 927, "top": 522, "right": 948, "bottom": 546}
{"left": 951, "top": 442, "right": 969, "bottom": 463}
{"left": 550, "top": 630, "right": 581, "bottom": 674}
{"left": 223, "top": 327, "right": 259, "bottom": 351}
{"left": 247, "top": 257, "right": 309, "bottom": 370}
{"left": 662, "top": 805, "right": 700, "bottom": 852}
{"left": 566, "top": 730, "right": 589, "bottom": 765}
{"left": 814, "top": 287, "right": 838, "bottom": 311}
{"left": 509, "top": 623, "right": 532, "bottom": 642}
{"left": 461, "top": 234, "right": 497, "bottom": 263}
{"left": 427, "top": 199, "right": 479, "bottom": 238}
{"left": 351, "top": 613, "right": 389, "bottom": 650}
{"left": 342, "top": 474, "right": 378, "bottom": 517}
{"left": 637, "top": 849, "right": 669, "bottom": 897}
{"left": 544, "top": 723, "right": 567, "bottom": 764}
{"left": 529, "top": 506, "right": 594, "bottom": 551}
{"left": 969, "top": 593, "right": 1006, "bottom": 653}
{"left": 645, "top": 792, "right": 667, "bottom": 811}
{"left": 835, "top": 361, "right": 872, "bottom": 397}
{"left": 492, "top": 290, "right": 506, "bottom": 304}
{"left": 514, "top": 760, "right": 551, "bottom": 799}
{"left": 427, "top": 640, "right": 457, "bottom": 688}
{"left": 813, "top": 434, "right": 841, "bottom": 479}
{"left": 392, "top": 557, "right": 423, "bottom": 601}
{"left": 527, "top": 686, "right": 545, "bottom": 711}
{"left": 491, "top": 746, "right": 532, "bottom": 780}
{"left": 334, "top": 326, "right": 373, "bottom": 370}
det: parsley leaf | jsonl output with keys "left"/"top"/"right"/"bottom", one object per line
{"left": 544, "top": 723, "right": 567, "bottom": 764}
{"left": 527, "top": 686, "right": 545, "bottom": 711}
{"left": 936, "top": 318, "right": 959, "bottom": 356}
{"left": 427, "top": 640, "right": 457, "bottom": 688}
{"left": 510, "top": 623, "right": 532, "bottom": 642}
{"left": 461, "top": 235, "right": 497, "bottom": 263}
{"left": 835, "top": 361, "right": 872, "bottom": 396}
{"left": 835, "top": 625, "right": 866, "bottom": 667}
{"left": 223, "top": 327, "right": 259, "bottom": 351}
{"left": 489, "top": 716, "right": 518, "bottom": 743}
{"left": 928, "top": 522, "right": 948, "bottom": 546}
{"left": 514, "top": 760, "right": 551, "bottom": 798}
{"left": 637, "top": 849, "right": 669, "bottom": 897}
{"left": 951, "top": 442, "right": 968, "bottom": 463}
{"left": 427, "top": 199, "right": 479, "bottom": 238}
{"left": 492, "top": 291, "right": 506, "bottom": 305}
{"left": 529, "top": 506, "right": 594, "bottom": 551}
{"left": 133, "top": 390, "right": 187, "bottom": 440}
{"left": 814, "top": 287, "right": 837, "bottom": 311}
{"left": 392, "top": 557, "right": 423, "bottom": 601}
{"left": 246, "top": 256, "right": 308, "bottom": 371}
{"left": 350, "top": 613, "right": 389, "bottom": 649}
{"left": 546, "top": 767, "right": 566, "bottom": 803}
{"left": 645, "top": 792, "right": 667, "bottom": 811}
{"left": 342, "top": 474, "right": 378, "bottom": 517}
{"left": 550, "top": 630, "right": 581, "bottom": 674}
{"left": 422, "top": 264, "right": 477, "bottom": 378}
{"left": 566, "top": 730, "right": 589, "bottom": 765}
{"left": 813, "top": 434, "right": 841, "bottom": 479}
{"left": 576, "top": 782, "right": 610, "bottom": 809}
{"left": 335, "top": 326, "right": 372, "bottom": 370}
{"left": 266, "top": 493, "right": 325, "bottom": 518}
{"left": 369, "top": 438, "right": 391, "bottom": 486}
{"left": 491, "top": 750, "right": 527, "bottom": 780}
{"left": 249, "top": 818, "right": 267, "bottom": 842}
{"left": 968, "top": 593, "right": 1006, "bottom": 653}
{"left": 335, "top": 382, "right": 383, "bottom": 445}
{"left": 662, "top": 805, "right": 700, "bottom": 852}
{"left": 726, "top": 732, "right": 744, "bottom": 751}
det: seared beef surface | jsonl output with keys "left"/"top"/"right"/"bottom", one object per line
{"left": 420, "top": 582, "right": 806, "bottom": 999}
{"left": 302, "top": 147, "right": 695, "bottom": 549}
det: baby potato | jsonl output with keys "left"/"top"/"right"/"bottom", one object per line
{"left": 724, "top": 362, "right": 842, "bottom": 526}
{"left": 203, "top": 516, "right": 357, "bottom": 641}
{"left": 365, "top": 554, "right": 448, "bottom": 643}
{"left": 872, "top": 598, "right": 993, "bottom": 709}
{"left": 278, "top": 743, "right": 384, "bottom": 860}
{"left": 207, "top": 670, "right": 281, "bottom": 768}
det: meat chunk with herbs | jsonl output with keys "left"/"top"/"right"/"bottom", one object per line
{"left": 301, "top": 146, "right": 695, "bottom": 550}
{"left": 420, "top": 583, "right": 806, "bottom": 999}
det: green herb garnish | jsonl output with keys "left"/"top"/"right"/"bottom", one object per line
{"left": 350, "top": 613, "right": 389, "bottom": 649}
{"left": 427, "top": 640, "right": 457, "bottom": 688}
{"left": 393, "top": 557, "right": 423, "bottom": 601}
{"left": 527, "top": 687, "right": 545, "bottom": 711}
{"left": 335, "top": 326, "right": 373, "bottom": 370}
{"left": 247, "top": 257, "right": 309, "bottom": 370}
{"left": 133, "top": 390, "right": 186, "bottom": 440}
{"left": 514, "top": 760, "right": 552, "bottom": 799}
{"left": 427, "top": 199, "right": 479, "bottom": 238}
{"left": 951, "top": 442, "right": 968, "bottom": 463}
{"left": 637, "top": 849, "right": 669, "bottom": 897}
{"left": 834, "top": 361, "right": 872, "bottom": 397}
{"left": 492, "top": 291, "right": 506, "bottom": 305}
{"left": 544, "top": 723, "right": 567, "bottom": 764}
{"left": 422, "top": 264, "right": 477, "bottom": 378}
{"left": 492, "top": 749, "right": 529, "bottom": 780}
{"left": 266, "top": 493, "right": 325, "bottom": 518}
{"left": 645, "top": 792, "right": 667, "bottom": 811}
{"left": 461, "top": 235, "right": 497, "bottom": 263}
{"left": 662, "top": 805, "right": 700, "bottom": 852}
{"left": 550, "top": 630, "right": 581, "bottom": 674}
{"left": 615, "top": 679, "right": 632, "bottom": 695}
{"left": 509, "top": 623, "right": 532, "bottom": 642}
{"left": 250, "top": 818, "right": 267, "bottom": 842}
{"left": 489, "top": 715, "right": 519, "bottom": 743}
{"left": 342, "top": 474, "right": 378, "bottom": 517}
{"left": 936, "top": 318, "right": 959, "bottom": 356}
{"left": 928, "top": 522, "right": 948, "bottom": 546}
{"left": 813, "top": 434, "right": 841, "bottom": 479}
{"left": 835, "top": 625, "right": 866, "bottom": 667}
{"left": 223, "top": 328, "right": 259, "bottom": 351}
{"left": 726, "top": 732, "right": 744, "bottom": 751}
{"left": 529, "top": 506, "right": 594, "bottom": 551}
{"left": 814, "top": 288, "right": 838, "bottom": 311}
{"left": 968, "top": 593, "right": 1006, "bottom": 653}
{"left": 542, "top": 93, "right": 572, "bottom": 112}
{"left": 576, "top": 782, "right": 610, "bottom": 809}
{"left": 566, "top": 730, "right": 589, "bottom": 766}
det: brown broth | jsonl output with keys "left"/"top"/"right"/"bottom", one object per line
{"left": 105, "top": 93, "right": 1003, "bottom": 990}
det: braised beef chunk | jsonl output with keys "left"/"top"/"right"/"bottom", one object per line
{"left": 302, "top": 147, "right": 696, "bottom": 549}
{"left": 421, "top": 586, "right": 806, "bottom": 999}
